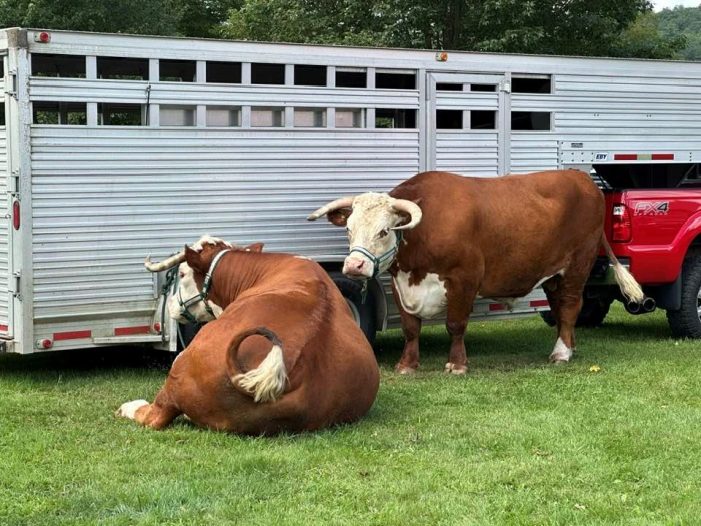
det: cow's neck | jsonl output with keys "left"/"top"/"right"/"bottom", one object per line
{"left": 196, "top": 252, "right": 265, "bottom": 309}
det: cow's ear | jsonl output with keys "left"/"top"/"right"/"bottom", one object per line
{"left": 327, "top": 207, "right": 352, "bottom": 227}
{"left": 184, "top": 244, "right": 206, "bottom": 273}
{"left": 244, "top": 242, "right": 264, "bottom": 253}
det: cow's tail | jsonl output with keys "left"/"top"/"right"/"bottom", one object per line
{"left": 228, "top": 327, "right": 287, "bottom": 403}
{"left": 601, "top": 233, "right": 644, "bottom": 303}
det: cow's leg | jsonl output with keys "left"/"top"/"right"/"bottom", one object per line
{"left": 117, "top": 388, "right": 181, "bottom": 430}
{"left": 395, "top": 307, "right": 422, "bottom": 374}
{"left": 444, "top": 289, "right": 476, "bottom": 375}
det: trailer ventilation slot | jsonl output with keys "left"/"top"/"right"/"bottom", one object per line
{"left": 206, "top": 61, "right": 242, "bottom": 83}
{"left": 512, "top": 111, "right": 551, "bottom": 131}
{"left": 471, "top": 110, "right": 497, "bottom": 130}
{"left": 251, "top": 63, "right": 285, "bottom": 85}
{"left": 294, "top": 108, "right": 327, "bottom": 127}
{"left": 376, "top": 108, "right": 416, "bottom": 129}
{"left": 31, "top": 53, "right": 86, "bottom": 78}
{"left": 206, "top": 107, "right": 241, "bottom": 127}
{"left": 436, "top": 110, "right": 463, "bottom": 129}
{"left": 436, "top": 83, "right": 463, "bottom": 91}
{"left": 251, "top": 107, "right": 284, "bottom": 127}
{"left": 97, "top": 57, "right": 149, "bottom": 80}
{"left": 376, "top": 70, "right": 416, "bottom": 90}
{"left": 33, "top": 102, "right": 87, "bottom": 125}
{"left": 98, "top": 103, "right": 143, "bottom": 126}
{"left": 512, "top": 76, "right": 551, "bottom": 94}
{"left": 336, "top": 68, "right": 366, "bottom": 88}
{"left": 160, "top": 106, "right": 195, "bottom": 126}
{"left": 160, "top": 60, "right": 196, "bottom": 82}
{"left": 294, "top": 65, "right": 326, "bottom": 86}
{"left": 335, "top": 108, "right": 364, "bottom": 128}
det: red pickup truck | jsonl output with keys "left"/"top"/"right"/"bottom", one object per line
{"left": 549, "top": 165, "right": 701, "bottom": 338}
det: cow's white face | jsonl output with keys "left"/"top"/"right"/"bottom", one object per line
{"left": 343, "top": 193, "right": 405, "bottom": 279}
{"left": 167, "top": 262, "right": 220, "bottom": 323}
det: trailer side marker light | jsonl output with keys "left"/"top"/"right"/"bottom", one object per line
{"left": 435, "top": 51, "right": 448, "bottom": 62}
{"left": 0, "top": 324, "right": 8, "bottom": 332}
{"left": 153, "top": 322, "right": 161, "bottom": 333}
{"left": 35, "top": 31, "right": 51, "bottom": 43}
{"left": 530, "top": 300, "right": 550, "bottom": 308}
{"left": 12, "top": 200, "right": 20, "bottom": 230}
{"left": 37, "top": 339, "right": 53, "bottom": 349}
{"left": 489, "top": 303, "right": 506, "bottom": 311}
{"left": 53, "top": 330, "right": 91, "bottom": 341}
{"left": 115, "top": 325, "right": 150, "bottom": 336}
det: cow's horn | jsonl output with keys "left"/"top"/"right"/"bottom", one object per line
{"left": 307, "top": 196, "right": 355, "bottom": 221}
{"left": 391, "top": 198, "right": 422, "bottom": 230}
{"left": 144, "top": 251, "right": 186, "bottom": 272}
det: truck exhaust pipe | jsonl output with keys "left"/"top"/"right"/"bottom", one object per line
{"left": 625, "top": 297, "right": 656, "bottom": 315}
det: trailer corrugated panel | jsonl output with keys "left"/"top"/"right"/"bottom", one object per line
{"left": 510, "top": 134, "right": 559, "bottom": 173}
{"left": 30, "top": 127, "right": 420, "bottom": 323}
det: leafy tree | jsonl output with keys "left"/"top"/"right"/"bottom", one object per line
{"left": 614, "top": 11, "right": 686, "bottom": 59}
{"left": 657, "top": 5, "right": 701, "bottom": 60}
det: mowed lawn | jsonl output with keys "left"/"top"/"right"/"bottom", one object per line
{"left": 1, "top": 304, "right": 701, "bottom": 525}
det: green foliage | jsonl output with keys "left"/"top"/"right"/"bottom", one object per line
{"left": 615, "top": 11, "right": 687, "bottom": 59}
{"left": 657, "top": 5, "right": 701, "bottom": 60}
{"left": 2, "top": 305, "right": 701, "bottom": 523}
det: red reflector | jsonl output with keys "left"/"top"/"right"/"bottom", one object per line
{"left": 153, "top": 322, "right": 161, "bottom": 333}
{"left": 530, "top": 300, "right": 550, "bottom": 308}
{"left": 37, "top": 31, "right": 51, "bottom": 43}
{"left": 489, "top": 303, "right": 506, "bottom": 311}
{"left": 12, "top": 200, "right": 20, "bottom": 230}
{"left": 41, "top": 339, "right": 53, "bottom": 349}
{"left": 115, "top": 326, "right": 150, "bottom": 336}
{"left": 53, "top": 330, "right": 91, "bottom": 341}
{"left": 0, "top": 324, "right": 8, "bottom": 332}
{"left": 614, "top": 154, "right": 637, "bottom": 161}
{"left": 652, "top": 153, "right": 674, "bottom": 160}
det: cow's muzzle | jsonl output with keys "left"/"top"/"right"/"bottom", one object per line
{"left": 343, "top": 255, "right": 374, "bottom": 279}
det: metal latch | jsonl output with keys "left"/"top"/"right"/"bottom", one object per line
{"left": 10, "top": 271, "right": 21, "bottom": 299}
{"left": 500, "top": 80, "right": 511, "bottom": 93}
{"left": 4, "top": 70, "right": 17, "bottom": 97}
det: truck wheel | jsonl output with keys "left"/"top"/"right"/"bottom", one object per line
{"left": 540, "top": 296, "right": 612, "bottom": 328}
{"left": 329, "top": 271, "right": 377, "bottom": 346}
{"left": 666, "top": 254, "right": 701, "bottom": 338}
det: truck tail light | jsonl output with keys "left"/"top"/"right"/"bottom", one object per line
{"left": 612, "top": 203, "right": 632, "bottom": 242}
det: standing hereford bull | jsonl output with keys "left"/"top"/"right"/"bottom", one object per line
{"left": 117, "top": 237, "right": 379, "bottom": 434}
{"left": 308, "top": 170, "right": 644, "bottom": 374}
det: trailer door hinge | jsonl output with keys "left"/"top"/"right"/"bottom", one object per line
{"left": 8, "top": 169, "right": 19, "bottom": 194}
{"left": 501, "top": 80, "right": 511, "bottom": 93}
{"left": 10, "top": 271, "right": 20, "bottom": 299}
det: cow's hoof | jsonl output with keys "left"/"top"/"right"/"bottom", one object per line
{"left": 116, "top": 399, "right": 149, "bottom": 420}
{"left": 549, "top": 356, "right": 569, "bottom": 365}
{"left": 395, "top": 365, "right": 417, "bottom": 375}
{"left": 444, "top": 362, "right": 468, "bottom": 375}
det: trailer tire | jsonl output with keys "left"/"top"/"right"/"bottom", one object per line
{"left": 329, "top": 271, "right": 377, "bottom": 347}
{"left": 666, "top": 254, "right": 701, "bottom": 338}
{"left": 540, "top": 295, "right": 612, "bottom": 328}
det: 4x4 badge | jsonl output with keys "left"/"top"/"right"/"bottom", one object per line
{"left": 634, "top": 201, "right": 669, "bottom": 216}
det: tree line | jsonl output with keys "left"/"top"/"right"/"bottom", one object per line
{"left": 0, "top": 0, "right": 698, "bottom": 60}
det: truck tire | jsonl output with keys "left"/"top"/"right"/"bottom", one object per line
{"left": 540, "top": 295, "right": 612, "bottom": 328}
{"left": 666, "top": 254, "right": 701, "bottom": 338}
{"left": 329, "top": 271, "right": 377, "bottom": 346}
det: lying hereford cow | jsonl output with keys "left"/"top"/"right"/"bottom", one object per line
{"left": 308, "top": 170, "right": 644, "bottom": 374}
{"left": 117, "top": 237, "right": 380, "bottom": 434}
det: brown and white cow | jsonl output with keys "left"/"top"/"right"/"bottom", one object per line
{"left": 308, "top": 170, "right": 644, "bottom": 374}
{"left": 116, "top": 237, "right": 380, "bottom": 434}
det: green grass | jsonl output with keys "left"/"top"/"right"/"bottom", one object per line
{"left": 2, "top": 304, "right": 701, "bottom": 525}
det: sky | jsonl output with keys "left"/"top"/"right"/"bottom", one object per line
{"left": 653, "top": 0, "right": 700, "bottom": 10}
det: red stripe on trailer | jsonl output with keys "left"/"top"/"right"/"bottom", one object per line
{"left": 614, "top": 154, "right": 638, "bottom": 161}
{"left": 652, "top": 153, "right": 674, "bottom": 160}
{"left": 53, "top": 330, "right": 92, "bottom": 341}
{"left": 489, "top": 303, "right": 506, "bottom": 311}
{"left": 114, "top": 325, "right": 151, "bottom": 336}
{"left": 530, "top": 299, "right": 550, "bottom": 308}
{"left": 0, "top": 324, "right": 7, "bottom": 332}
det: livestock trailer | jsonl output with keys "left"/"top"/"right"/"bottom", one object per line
{"left": 0, "top": 28, "right": 697, "bottom": 354}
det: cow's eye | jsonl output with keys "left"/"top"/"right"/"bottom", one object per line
{"left": 179, "top": 272, "right": 185, "bottom": 279}
{"left": 378, "top": 229, "right": 389, "bottom": 238}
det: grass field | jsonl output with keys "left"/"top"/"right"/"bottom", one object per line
{"left": 1, "top": 304, "right": 700, "bottom": 525}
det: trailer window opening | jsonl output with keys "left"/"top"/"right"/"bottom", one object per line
{"left": 206, "top": 61, "right": 241, "bottom": 83}
{"left": 31, "top": 53, "right": 86, "bottom": 78}
{"left": 512, "top": 76, "right": 551, "bottom": 94}
{"left": 336, "top": 68, "right": 366, "bottom": 88}
{"left": 0, "top": 56, "right": 4, "bottom": 79}
{"left": 335, "top": 108, "right": 364, "bottom": 128}
{"left": 97, "top": 57, "right": 149, "bottom": 80}
{"left": 206, "top": 106, "right": 241, "bottom": 127}
{"left": 98, "top": 103, "right": 143, "bottom": 125}
{"left": 436, "top": 83, "right": 463, "bottom": 91}
{"left": 471, "top": 84, "right": 496, "bottom": 92}
{"left": 160, "top": 105, "right": 196, "bottom": 126}
{"left": 471, "top": 110, "right": 497, "bottom": 130}
{"left": 436, "top": 109, "right": 462, "bottom": 129}
{"left": 159, "top": 60, "right": 196, "bottom": 82}
{"left": 294, "top": 65, "right": 326, "bottom": 86}
{"left": 294, "top": 108, "right": 327, "bottom": 127}
{"left": 376, "top": 71, "right": 416, "bottom": 90}
{"left": 375, "top": 108, "right": 416, "bottom": 128}
{"left": 0, "top": 104, "right": 4, "bottom": 126}
{"left": 251, "top": 63, "right": 285, "bottom": 85}
{"left": 251, "top": 107, "right": 285, "bottom": 127}
{"left": 33, "top": 102, "right": 87, "bottom": 125}
{"left": 511, "top": 111, "right": 551, "bottom": 131}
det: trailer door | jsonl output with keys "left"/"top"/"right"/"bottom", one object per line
{"left": 427, "top": 72, "right": 507, "bottom": 176}
{"left": 0, "top": 52, "right": 10, "bottom": 338}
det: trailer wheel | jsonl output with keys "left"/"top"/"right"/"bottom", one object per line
{"left": 666, "top": 253, "right": 701, "bottom": 338}
{"left": 540, "top": 295, "right": 612, "bottom": 328}
{"left": 329, "top": 271, "right": 377, "bottom": 346}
